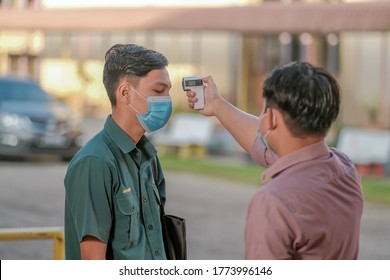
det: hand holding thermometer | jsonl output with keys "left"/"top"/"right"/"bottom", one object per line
{"left": 182, "top": 76, "right": 205, "bottom": 110}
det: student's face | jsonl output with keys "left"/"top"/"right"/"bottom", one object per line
{"left": 129, "top": 67, "right": 172, "bottom": 114}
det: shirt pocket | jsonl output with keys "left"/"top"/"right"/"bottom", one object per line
{"left": 115, "top": 192, "right": 140, "bottom": 246}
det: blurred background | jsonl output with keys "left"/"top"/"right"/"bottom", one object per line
{"left": 0, "top": 0, "right": 389, "bottom": 260}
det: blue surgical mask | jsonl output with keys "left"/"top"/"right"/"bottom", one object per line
{"left": 128, "top": 86, "right": 172, "bottom": 133}
{"left": 257, "top": 112, "right": 272, "bottom": 150}
{"left": 257, "top": 129, "right": 271, "bottom": 150}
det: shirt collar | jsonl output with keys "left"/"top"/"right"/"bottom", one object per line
{"left": 104, "top": 115, "right": 157, "bottom": 158}
{"left": 261, "top": 140, "right": 330, "bottom": 183}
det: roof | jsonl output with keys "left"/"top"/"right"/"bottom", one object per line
{"left": 0, "top": 2, "right": 389, "bottom": 34}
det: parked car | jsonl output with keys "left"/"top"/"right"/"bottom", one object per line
{"left": 0, "top": 76, "right": 82, "bottom": 161}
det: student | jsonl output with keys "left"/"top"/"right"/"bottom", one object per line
{"left": 64, "top": 44, "right": 172, "bottom": 259}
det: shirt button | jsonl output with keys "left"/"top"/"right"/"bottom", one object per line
{"left": 148, "top": 225, "right": 153, "bottom": 230}
{"left": 155, "top": 250, "right": 160, "bottom": 256}
{"left": 143, "top": 197, "right": 148, "bottom": 203}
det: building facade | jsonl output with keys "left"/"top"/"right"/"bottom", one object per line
{"left": 0, "top": 0, "right": 389, "bottom": 129}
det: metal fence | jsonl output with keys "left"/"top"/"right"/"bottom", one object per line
{"left": 0, "top": 227, "right": 64, "bottom": 260}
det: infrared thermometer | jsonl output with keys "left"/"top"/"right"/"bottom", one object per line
{"left": 182, "top": 76, "right": 205, "bottom": 110}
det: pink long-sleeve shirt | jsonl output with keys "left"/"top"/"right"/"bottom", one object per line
{"left": 246, "top": 138, "right": 363, "bottom": 259}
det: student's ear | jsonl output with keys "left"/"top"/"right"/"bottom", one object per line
{"left": 117, "top": 83, "right": 130, "bottom": 105}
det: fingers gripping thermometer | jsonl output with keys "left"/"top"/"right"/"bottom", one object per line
{"left": 182, "top": 76, "right": 205, "bottom": 110}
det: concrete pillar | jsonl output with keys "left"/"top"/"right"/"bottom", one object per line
{"left": 379, "top": 32, "right": 389, "bottom": 129}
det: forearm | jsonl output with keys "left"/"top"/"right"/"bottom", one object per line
{"left": 213, "top": 97, "right": 259, "bottom": 153}
{"left": 188, "top": 76, "right": 259, "bottom": 153}
{"left": 80, "top": 236, "right": 107, "bottom": 260}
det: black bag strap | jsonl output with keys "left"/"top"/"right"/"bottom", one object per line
{"left": 151, "top": 158, "right": 187, "bottom": 260}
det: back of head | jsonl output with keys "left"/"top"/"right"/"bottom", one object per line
{"left": 103, "top": 44, "right": 168, "bottom": 107}
{"left": 263, "top": 61, "right": 341, "bottom": 138}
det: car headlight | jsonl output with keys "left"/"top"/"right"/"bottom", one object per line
{"left": 0, "top": 113, "right": 32, "bottom": 129}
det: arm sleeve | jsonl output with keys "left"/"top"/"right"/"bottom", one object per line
{"left": 64, "top": 156, "right": 114, "bottom": 243}
{"left": 245, "top": 190, "right": 300, "bottom": 260}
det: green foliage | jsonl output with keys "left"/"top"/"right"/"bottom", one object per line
{"left": 159, "top": 154, "right": 264, "bottom": 185}
{"left": 362, "top": 178, "right": 390, "bottom": 205}
{"left": 159, "top": 154, "right": 390, "bottom": 205}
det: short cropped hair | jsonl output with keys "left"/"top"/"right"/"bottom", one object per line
{"left": 262, "top": 61, "right": 341, "bottom": 138}
{"left": 103, "top": 44, "right": 168, "bottom": 107}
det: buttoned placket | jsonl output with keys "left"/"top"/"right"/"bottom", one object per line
{"left": 129, "top": 148, "right": 158, "bottom": 257}
{"left": 127, "top": 136, "right": 165, "bottom": 259}
{"left": 127, "top": 142, "right": 163, "bottom": 260}
{"left": 138, "top": 160, "right": 164, "bottom": 259}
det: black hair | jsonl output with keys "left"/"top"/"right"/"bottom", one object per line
{"left": 262, "top": 61, "right": 341, "bottom": 138}
{"left": 103, "top": 44, "right": 168, "bottom": 107}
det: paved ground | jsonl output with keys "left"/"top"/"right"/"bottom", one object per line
{"left": 164, "top": 171, "right": 390, "bottom": 260}
{"left": 1, "top": 162, "right": 389, "bottom": 260}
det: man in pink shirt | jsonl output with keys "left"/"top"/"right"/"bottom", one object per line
{"left": 186, "top": 61, "right": 363, "bottom": 259}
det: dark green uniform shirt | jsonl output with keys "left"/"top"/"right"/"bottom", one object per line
{"left": 64, "top": 116, "right": 166, "bottom": 260}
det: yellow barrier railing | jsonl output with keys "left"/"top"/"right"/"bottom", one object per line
{"left": 0, "top": 226, "right": 64, "bottom": 260}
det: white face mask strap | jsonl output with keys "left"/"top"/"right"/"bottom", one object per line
{"left": 128, "top": 84, "right": 147, "bottom": 101}
{"left": 128, "top": 103, "right": 141, "bottom": 114}
{"left": 259, "top": 112, "right": 268, "bottom": 121}
{"left": 127, "top": 84, "right": 146, "bottom": 114}
{"left": 265, "top": 109, "right": 276, "bottom": 138}
{"left": 259, "top": 109, "right": 276, "bottom": 132}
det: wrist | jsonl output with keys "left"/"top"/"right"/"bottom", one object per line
{"left": 213, "top": 96, "right": 229, "bottom": 119}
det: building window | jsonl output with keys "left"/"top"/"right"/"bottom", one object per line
{"left": 8, "top": 54, "right": 37, "bottom": 76}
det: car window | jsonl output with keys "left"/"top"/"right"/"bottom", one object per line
{"left": 0, "top": 80, "right": 51, "bottom": 102}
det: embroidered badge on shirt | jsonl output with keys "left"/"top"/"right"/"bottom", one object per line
{"left": 123, "top": 188, "right": 131, "bottom": 194}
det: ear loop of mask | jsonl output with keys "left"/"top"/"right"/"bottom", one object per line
{"left": 127, "top": 85, "right": 146, "bottom": 114}
{"left": 263, "top": 109, "right": 276, "bottom": 133}
{"left": 260, "top": 109, "right": 277, "bottom": 166}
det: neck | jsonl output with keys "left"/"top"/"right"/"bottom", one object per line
{"left": 111, "top": 109, "right": 144, "bottom": 144}
{"left": 276, "top": 135, "right": 324, "bottom": 157}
